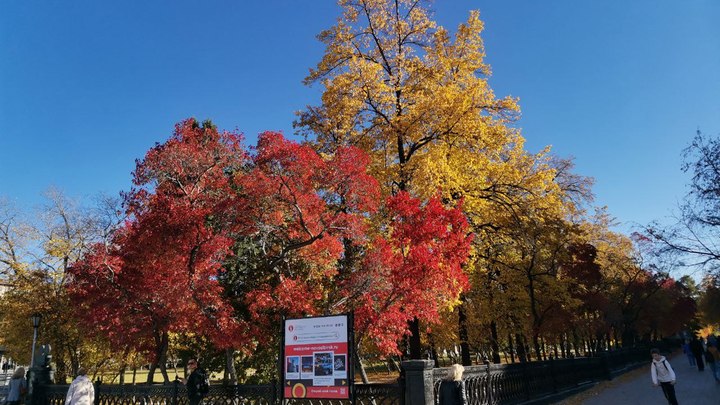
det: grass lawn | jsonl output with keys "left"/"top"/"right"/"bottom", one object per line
{"left": 77, "top": 368, "right": 224, "bottom": 385}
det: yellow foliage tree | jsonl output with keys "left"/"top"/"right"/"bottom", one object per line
{"left": 297, "top": 0, "right": 565, "bottom": 360}
{"left": 0, "top": 191, "right": 120, "bottom": 382}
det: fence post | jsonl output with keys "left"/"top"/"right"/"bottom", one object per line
{"left": 484, "top": 358, "right": 493, "bottom": 405}
{"left": 401, "top": 360, "right": 434, "bottom": 405}
{"left": 397, "top": 370, "right": 406, "bottom": 405}
{"left": 29, "top": 381, "right": 41, "bottom": 405}
{"left": 521, "top": 361, "right": 530, "bottom": 401}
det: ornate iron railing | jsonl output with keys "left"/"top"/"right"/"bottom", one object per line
{"left": 433, "top": 346, "right": 649, "bottom": 405}
{"left": 31, "top": 346, "right": 650, "bottom": 405}
{"left": 33, "top": 382, "right": 402, "bottom": 405}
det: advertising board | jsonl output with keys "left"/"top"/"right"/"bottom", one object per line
{"left": 282, "top": 314, "right": 353, "bottom": 399}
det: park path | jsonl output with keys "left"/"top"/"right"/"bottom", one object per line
{"left": 557, "top": 353, "right": 719, "bottom": 404}
{"left": 0, "top": 370, "right": 9, "bottom": 385}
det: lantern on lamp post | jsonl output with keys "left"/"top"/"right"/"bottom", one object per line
{"left": 30, "top": 313, "right": 41, "bottom": 368}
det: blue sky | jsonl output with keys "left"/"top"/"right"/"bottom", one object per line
{"left": 1, "top": 0, "right": 719, "bottom": 236}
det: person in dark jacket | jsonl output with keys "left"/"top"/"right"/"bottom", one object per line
{"left": 181, "top": 359, "right": 207, "bottom": 405}
{"left": 436, "top": 363, "right": 468, "bottom": 405}
{"left": 689, "top": 337, "right": 705, "bottom": 371}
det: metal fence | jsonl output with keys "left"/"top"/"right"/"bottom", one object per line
{"left": 432, "top": 347, "right": 651, "bottom": 405}
{"left": 29, "top": 345, "right": 657, "bottom": 405}
{"left": 33, "top": 381, "right": 403, "bottom": 405}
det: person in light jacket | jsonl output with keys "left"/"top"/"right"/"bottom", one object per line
{"left": 65, "top": 367, "right": 95, "bottom": 405}
{"left": 436, "top": 364, "right": 468, "bottom": 405}
{"left": 650, "top": 348, "right": 678, "bottom": 405}
{"left": 5, "top": 367, "right": 27, "bottom": 405}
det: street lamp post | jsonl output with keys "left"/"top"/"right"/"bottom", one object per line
{"left": 30, "top": 313, "right": 41, "bottom": 368}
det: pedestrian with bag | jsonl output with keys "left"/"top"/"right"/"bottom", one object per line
{"left": 5, "top": 367, "right": 27, "bottom": 405}
{"left": 436, "top": 363, "right": 468, "bottom": 405}
{"left": 65, "top": 367, "right": 94, "bottom": 405}
{"left": 650, "top": 348, "right": 679, "bottom": 405}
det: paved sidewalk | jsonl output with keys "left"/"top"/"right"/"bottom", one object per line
{"left": 558, "top": 354, "right": 719, "bottom": 404}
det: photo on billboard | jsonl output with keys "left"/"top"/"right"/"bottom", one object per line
{"left": 286, "top": 356, "right": 300, "bottom": 380}
{"left": 301, "top": 356, "right": 314, "bottom": 379}
{"left": 333, "top": 354, "right": 347, "bottom": 379}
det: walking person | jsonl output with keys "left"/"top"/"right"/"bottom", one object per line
{"left": 436, "top": 363, "right": 468, "bottom": 405}
{"left": 689, "top": 336, "right": 705, "bottom": 371}
{"left": 706, "top": 342, "right": 720, "bottom": 383}
{"left": 650, "top": 348, "right": 678, "bottom": 405}
{"left": 64, "top": 367, "right": 94, "bottom": 405}
{"left": 5, "top": 367, "right": 27, "bottom": 405}
{"left": 181, "top": 359, "right": 209, "bottom": 405}
{"left": 682, "top": 339, "right": 695, "bottom": 366}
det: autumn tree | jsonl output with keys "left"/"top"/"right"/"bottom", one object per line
{"left": 0, "top": 191, "right": 117, "bottom": 382}
{"left": 66, "top": 117, "right": 470, "bottom": 382}
{"left": 220, "top": 130, "right": 383, "bottom": 380}
{"left": 647, "top": 277, "right": 697, "bottom": 339}
{"left": 648, "top": 130, "right": 720, "bottom": 275}
{"left": 222, "top": 131, "right": 470, "bottom": 380}
{"left": 297, "top": 0, "right": 539, "bottom": 359}
{"left": 68, "top": 119, "right": 248, "bottom": 383}
{"left": 698, "top": 276, "right": 720, "bottom": 327}
{"left": 561, "top": 242, "right": 612, "bottom": 353}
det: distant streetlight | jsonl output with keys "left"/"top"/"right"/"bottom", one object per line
{"left": 30, "top": 313, "right": 42, "bottom": 368}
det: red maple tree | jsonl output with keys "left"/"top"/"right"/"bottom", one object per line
{"left": 69, "top": 119, "right": 247, "bottom": 382}
{"left": 69, "top": 119, "right": 474, "bottom": 375}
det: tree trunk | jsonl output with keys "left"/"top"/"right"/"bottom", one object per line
{"left": 532, "top": 333, "right": 542, "bottom": 361}
{"left": 356, "top": 351, "right": 370, "bottom": 384}
{"left": 621, "top": 325, "right": 636, "bottom": 347}
{"left": 490, "top": 321, "right": 501, "bottom": 364}
{"left": 408, "top": 317, "right": 422, "bottom": 359}
{"left": 428, "top": 334, "right": 440, "bottom": 368}
{"left": 613, "top": 328, "right": 619, "bottom": 349}
{"left": 148, "top": 331, "right": 170, "bottom": 384}
{"left": 458, "top": 298, "right": 472, "bottom": 366}
{"left": 119, "top": 363, "right": 126, "bottom": 385}
{"left": 527, "top": 274, "right": 543, "bottom": 361}
{"left": 515, "top": 333, "right": 527, "bottom": 363}
{"left": 224, "top": 349, "right": 237, "bottom": 385}
{"left": 159, "top": 332, "right": 170, "bottom": 383}
{"left": 572, "top": 329, "right": 580, "bottom": 357}
{"left": 508, "top": 333, "right": 515, "bottom": 364}
{"left": 55, "top": 359, "right": 68, "bottom": 384}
